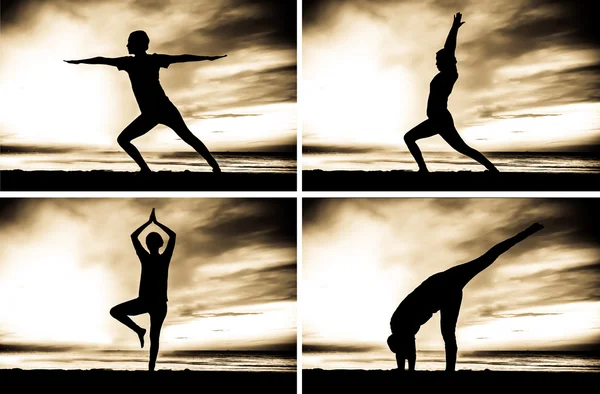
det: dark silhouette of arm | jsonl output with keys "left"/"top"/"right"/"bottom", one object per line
{"left": 151, "top": 209, "right": 176, "bottom": 260}
{"left": 131, "top": 216, "right": 152, "bottom": 257}
{"left": 63, "top": 57, "right": 123, "bottom": 67}
{"left": 444, "top": 13, "right": 465, "bottom": 59}
{"left": 440, "top": 292, "right": 463, "bottom": 372}
{"left": 165, "top": 54, "right": 227, "bottom": 65}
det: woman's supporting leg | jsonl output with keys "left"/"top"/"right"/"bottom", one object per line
{"left": 161, "top": 107, "right": 221, "bottom": 172}
{"left": 439, "top": 124, "right": 498, "bottom": 172}
{"left": 440, "top": 291, "right": 463, "bottom": 372}
{"left": 117, "top": 115, "right": 159, "bottom": 172}
{"left": 110, "top": 298, "right": 148, "bottom": 348}
{"left": 403, "top": 119, "right": 438, "bottom": 172}
{"left": 148, "top": 303, "right": 168, "bottom": 371}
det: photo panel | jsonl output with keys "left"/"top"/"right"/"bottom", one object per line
{"left": 0, "top": 0, "right": 297, "bottom": 191}
{"left": 0, "top": 197, "right": 297, "bottom": 389}
{"left": 301, "top": 0, "right": 600, "bottom": 191}
{"left": 302, "top": 198, "right": 600, "bottom": 389}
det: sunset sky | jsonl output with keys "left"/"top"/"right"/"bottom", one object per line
{"left": 0, "top": 0, "right": 296, "bottom": 153}
{"left": 0, "top": 198, "right": 296, "bottom": 352}
{"left": 303, "top": 0, "right": 600, "bottom": 153}
{"left": 303, "top": 198, "right": 600, "bottom": 361}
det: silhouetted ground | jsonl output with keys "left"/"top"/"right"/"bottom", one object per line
{"left": 303, "top": 170, "right": 600, "bottom": 191}
{"left": 0, "top": 170, "right": 296, "bottom": 191}
{"left": 303, "top": 369, "right": 600, "bottom": 391}
{"left": 0, "top": 369, "right": 296, "bottom": 389}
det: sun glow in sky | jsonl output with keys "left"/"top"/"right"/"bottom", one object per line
{"left": 0, "top": 0, "right": 296, "bottom": 154}
{"left": 303, "top": 0, "right": 600, "bottom": 153}
{"left": 0, "top": 198, "right": 296, "bottom": 351}
{"left": 303, "top": 198, "right": 600, "bottom": 355}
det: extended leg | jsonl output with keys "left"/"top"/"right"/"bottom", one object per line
{"left": 110, "top": 298, "right": 148, "bottom": 348}
{"left": 161, "top": 108, "right": 221, "bottom": 172}
{"left": 440, "top": 292, "right": 463, "bottom": 372}
{"left": 117, "top": 115, "right": 159, "bottom": 172}
{"left": 148, "top": 303, "right": 168, "bottom": 371}
{"left": 440, "top": 125, "right": 498, "bottom": 172}
{"left": 403, "top": 119, "right": 438, "bottom": 172}
{"left": 445, "top": 222, "right": 544, "bottom": 289}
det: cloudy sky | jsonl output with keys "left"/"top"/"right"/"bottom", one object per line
{"left": 303, "top": 198, "right": 600, "bottom": 366}
{"left": 0, "top": 0, "right": 296, "bottom": 153}
{"left": 0, "top": 198, "right": 296, "bottom": 352}
{"left": 303, "top": 0, "right": 600, "bottom": 153}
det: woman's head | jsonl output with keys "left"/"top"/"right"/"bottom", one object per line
{"left": 436, "top": 48, "right": 457, "bottom": 71}
{"left": 146, "top": 232, "right": 164, "bottom": 250}
{"left": 127, "top": 30, "right": 150, "bottom": 54}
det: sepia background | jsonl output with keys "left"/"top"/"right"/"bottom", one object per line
{"left": 303, "top": 0, "right": 600, "bottom": 172}
{"left": 0, "top": 198, "right": 297, "bottom": 371}
{"left": 0, "top": 0, "right": 297, "bottom": 173}
{"left": 303, "top": 198, "right": 600, "bottom": 371}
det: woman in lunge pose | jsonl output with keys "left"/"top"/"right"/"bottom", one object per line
{"left": 403, "top": 13, "right": 498, "bottom": 173}
{"left": 65, "top": 30, "right": 226, "bottom": 173}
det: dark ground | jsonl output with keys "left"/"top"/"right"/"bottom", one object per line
{"left": 303, "top": 369, "right": 600, "bottom": 391}
{"left": 0, "top": 369, "right": 297, "bottom": 389}
{"left": 0, "top": 170, "right": 296, "bottom": 191}
{"left": 303, "top": 170, "right": 600, "bottom": 191}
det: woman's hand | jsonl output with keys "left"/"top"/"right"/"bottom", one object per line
{"left": 64, "top": 60, "right": 81, "bottom": 64}
{"left": 452, "top": 13, "right": 465, "bottom": 29}
{"left": 150, "top": 208, "right": 157, "bottom": 223}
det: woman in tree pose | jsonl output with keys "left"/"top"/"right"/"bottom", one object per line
{"left": 65, "top": 30, "right": 226, "bottom": 173}
{"left": 388, "top": 222, "right": 544, "bottom": 371}
{"left": 110, "top": 208, "right": 176, "bottom": 371}
{"left": 403, "top": 13, "right": 498, "bottom": 173}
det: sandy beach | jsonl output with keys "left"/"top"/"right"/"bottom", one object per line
{"left": 0, "top": 170, "right": 296, "bottom": 191}
{"left": 0, "top": 369, "right": 296, "bottom": 389}
{"left": 303, "top": 369, "right": 600, "bottom": 391}
{"left": 302, "top": 170, "right": 600, "bottom": 191}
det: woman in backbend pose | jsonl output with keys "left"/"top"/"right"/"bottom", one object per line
{"left": 388, "top": 222, "right": 544, "bottom": 371}
{"left": 403, "top": 13, "right": 498, "bottom": 173}
{"left": 65, "top": 30, "right": 226, "bottom": 173}
{"left": 110, "top": 208, "right": 176, "bottom": 371}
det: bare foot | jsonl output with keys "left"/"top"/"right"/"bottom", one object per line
{"left": 417, "top": 168, "right": 429, "bottom": 173}
{"left": 138, "top": 328, "right": 146, "bottom": 348}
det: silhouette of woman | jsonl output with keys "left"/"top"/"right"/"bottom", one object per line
{"left": 388, "top": 222, "right": 544, "bottom": 371}
{"left": 110, "top": 208, "right": 176, "bottom": 371}
{"left": 403, "top": 13, "right": 498, "bottom": 173}
{"left": 65, "top": 30, "right": 226, "bottom": 173}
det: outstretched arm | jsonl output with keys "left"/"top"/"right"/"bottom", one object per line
{"left": 64, "top": 57, "right": 122, "bottom": 67}
{"left": 166, "top": 54, "right": 227, "bottom": 65}
{"left": 444, "top": 13, "right": 465, "bottom": 58}
{"left": 151, "top": 209, "right": 176, "bottom": 259}
{"left": 131, "top": 216, "right": 153, "bottom": 256}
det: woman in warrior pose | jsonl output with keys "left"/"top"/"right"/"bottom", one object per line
{"left": 65, "top": 30, "right": 226, "bottom": 173}
{"left": 403, "top": 13, "right": 498, "bottom": 173}
{"left": 388, "top": 222, "right": 544, "bottom": 371}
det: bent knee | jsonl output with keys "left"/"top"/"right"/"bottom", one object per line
{"left": 109, "top": 306, "right": 119, "bottom": 318}
{"left": 404, "top": 133, "right": 415, "bottom": 145}
{"left": 116, "top": 134, "right": 130, "bottom": 147}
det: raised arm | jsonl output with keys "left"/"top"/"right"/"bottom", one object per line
{"left": 64, "top": 57, "right": 122, "bottom": 67}
{"left": 166, "top": 54, "right": 227, "bottom": 65}
{"left": 151, "top": 209, "right": 176, "bottom": 259}
{"left": 131, "top": 216, "right": 153, "bottom": 256}
{"left": 444, "top": 13, "right": 465, "bottom": 58}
